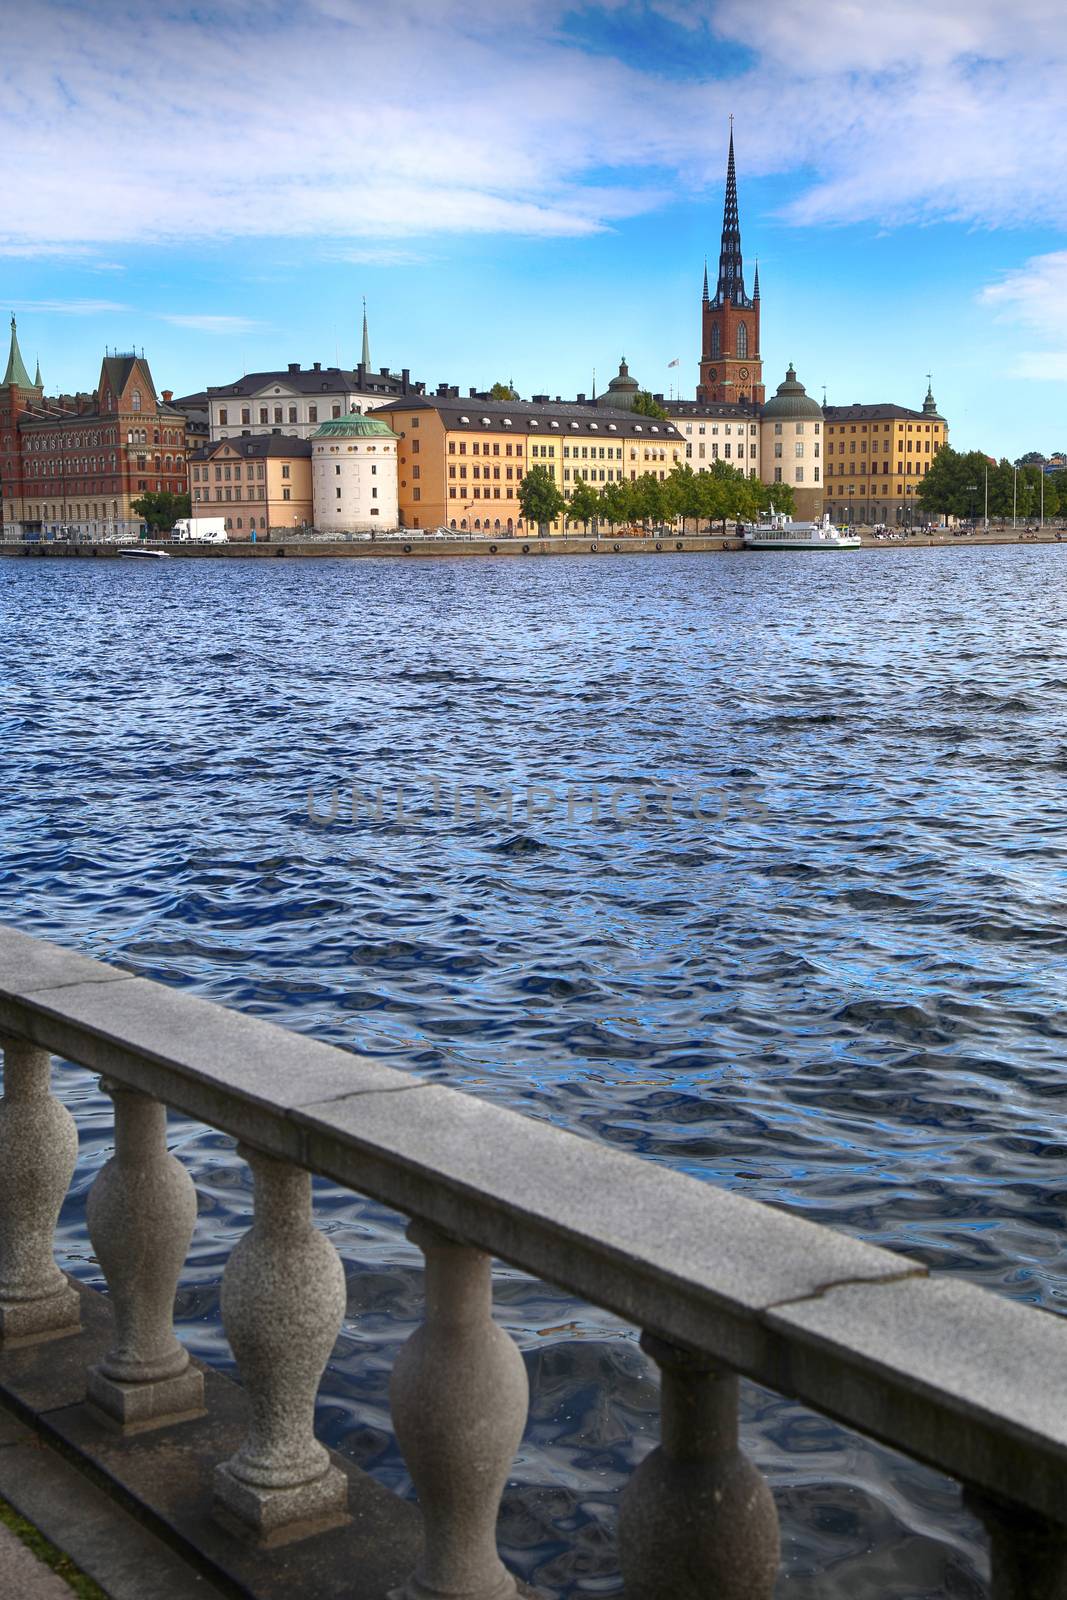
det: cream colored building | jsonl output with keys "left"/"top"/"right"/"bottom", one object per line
{"left": 311, "top": 413, "right": 399, "bottom": 532}
{"left": 206, "top": 362, "right": 423, "bottom": 443}
{"left": 188, "top": 435, "right": 312, "bottom": 537}
{"left": 664, "top": 402, "right": 761, "bottom": 479}
{"left": 759, "top": 366, "right": 823, "bottom": 520}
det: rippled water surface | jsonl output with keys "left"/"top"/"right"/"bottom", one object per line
{"left": 4, "top": 547, "right": 1067, "bottom": 1597}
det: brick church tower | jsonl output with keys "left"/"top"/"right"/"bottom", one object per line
{"left": 697, "top": 127, "right": 764, "bottom": 406}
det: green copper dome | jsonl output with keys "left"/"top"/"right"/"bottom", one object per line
{"left": 761, "top": 364, "right": 822, "bottom": 420}
{"left": 312, "top": 412, "right": 398, "bottom": 440}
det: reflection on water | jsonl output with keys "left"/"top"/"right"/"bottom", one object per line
{"left": 5, "top": 545, "right": 1067, "bottom": 1596}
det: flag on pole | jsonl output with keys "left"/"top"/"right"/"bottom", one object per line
{"left": 667, "top": 358, "right": 680, "bottom": 368}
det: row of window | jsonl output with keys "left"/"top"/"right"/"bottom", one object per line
{"left": 447, "top": 441, "right": 524, "bottom": 457}
{"left": 771, "top": 468, "right": 820, "bottom": 484}
{"left": 684, "top": 443, "right": 759, "bottom": 461}
{"left": 218, "top": 404, "right": 343, "bottom": 426}
{"left": 708, "top": 323, "right": 749, "bottom": 359}
{"left": 829, "top": 439, "right": 935, "bottom": 453}
{"left": 193, "top": 463, "right": 268, "bottom": 482}
{"left": 680, "top": 422, "right": 759, "bottom": 437}
{"left": 193, "top": 487, "right": 297, "bottom": 502}
{"left": 825, "top": 461, "right": 931, "bottom": 477}
{"left": 448, "top": 465, "right": 520, "bottom": 480}
{"left": 825, "top": 422, "right": 940, "bottom": 433}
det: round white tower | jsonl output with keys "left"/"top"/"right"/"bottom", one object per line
{"left": 311, "top": 412, "right": 399, "bottom": 533}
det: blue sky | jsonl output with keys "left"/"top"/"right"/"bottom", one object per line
{"left": 4, "top": 0, "right": 1067, "bottom": 457}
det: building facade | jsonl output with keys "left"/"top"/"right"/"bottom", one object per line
{"left": 311, "top": 413, "right": 399, "bottom": 533}
{"left": 664, "top": 400, "right": 761, "bottom": 478}
{"left": 759, "top": 366, "right": 823, "bottom": 520}
{"left": 377, "top": 396, "right": 684, "bottom": 533}
{"left": 1, "top": 321, "right": 188, "bottom": 538}
{"left": 188, "top": 435, "right": 312, "bottom": 536}
{"left": 698, "top": 129, "right": 764, "bottom": 408}
{"left": 822, "top": 388, "right": 947, "bottom": 526}
{"left": 200, "top": 361, "right": 424, "bottom": 443}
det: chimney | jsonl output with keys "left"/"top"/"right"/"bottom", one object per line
{"left": 576, "top": 393, "right": 586, "bottom": 405}
{"left": 288, "top": 362, "right": 300, "bottom": 374}
{"left": 162, "top": 389, "right": 173, "bottom": 403}
{"left": 469, "top": 388, "right": 478, "bottom": 399}
{"left": 313, "top": 361, "right": 321, "bottom": 372}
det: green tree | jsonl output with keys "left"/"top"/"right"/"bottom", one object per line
{"left": 917, "top": 447, "right": 994, "bottom": 520}
{"left": 632, "top": 471, "right": 668, "bottom": 527}
{"left": 598, "top": 479, "right": 634, "bottom": 530}
{"left": 1016, "top": 451, "right": 1046, "bottom": 466}
{"left": 665, "top": 462, "right": 702, "bottom": 529}
{"left": 489, "top": 382, "right": 517, "bottom": 401}
{"left": 631, "top": 391, "right": 669, "bottom": 421}
{"left": 764, "top": 481, "right": 796, "bottom": 515}
{"left": 567, "top": 478, "right": 601, "bottom": 531}
{"left": 518, "top": 465, "right": 565, "bottom": 536}
{"left": 131, "top": 490, "right": 191, "bottom": 533}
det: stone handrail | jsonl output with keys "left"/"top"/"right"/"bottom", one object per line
{"left": 1, "top": 922, "right": 1065, "bottom": 1597}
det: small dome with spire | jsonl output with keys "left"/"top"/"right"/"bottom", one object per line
{"left": 600, "top": 356, "right": 640, "bottom": 410}
{"left": 922, "top": 380, "right": 942, "bottom": 420}
{"left": 761, "top": 364, "right": 822, "bottom": 420}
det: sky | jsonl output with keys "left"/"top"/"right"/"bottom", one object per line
{"left": 3, "top": 0, "right": 1067, "bottom": 458}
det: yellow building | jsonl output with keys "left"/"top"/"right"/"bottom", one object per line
{"left": 378, "top": 395, "right": 683, "bottom": 533}
{"left": 823, "top": 386, "right": 948, "bottom": 527}
{"left": 188, "top": 435, "right": 312, "bottom": 538}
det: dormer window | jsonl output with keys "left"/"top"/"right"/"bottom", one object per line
{"left": 608, "top": 423, "right": 617, "bottom": 431}
{"left": 634, "top": 424, "right": 643, "bottom": 432}
{"left": 481, "top": 416, "right": 491, "bottom": 425}
{"left": 460, "top": 415, "right": 470, "bottom": 424}
{"left": 503, "top": 418, "right": 513, "bottom": 427}
{"left": 131, "top": 390, "right": 142, "bottom": 413}
{"left": 550, "top": 421, "right": 559, "bottom": 429}
{"left": 529, "top": 419, "right": 539, "bottom": 427}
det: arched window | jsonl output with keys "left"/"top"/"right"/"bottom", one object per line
{"left": 737, "top": 323, "right": 748, "bottom": 359}
{"left": 711, "top": 324, "right": 720, "bottom": 359}
{"left": 131, "top": 390, "right": 142, "bottom": 412}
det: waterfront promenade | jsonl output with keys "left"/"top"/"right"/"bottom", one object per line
{"left": 0, "top": 524, "right": 1062, "bottom": 560}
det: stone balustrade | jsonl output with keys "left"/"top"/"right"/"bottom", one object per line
{"left": 1, "top": 923, "right": 1066, "bottom": 1598}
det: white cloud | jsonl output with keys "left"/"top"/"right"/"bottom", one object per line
{"left": 10, "top": 298, "right": 128, "bottom": 315}
{"left": 2, "top": 0, "right": 1067, "bottom": 251}
{"left": 330, "top": 247, "right": 428, "bottom": 267}
{"left": 980, "top": 251, "right": 1067, "bottom": 381}
{"left": 157, "top": 314, "right": 263, "bottom": 334}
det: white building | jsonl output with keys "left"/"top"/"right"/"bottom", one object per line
{"left": 204, "top": 362, "right": 423, "bottom": 443}
{"left": 311, "top": 412, "right": 399, "bottom": 533}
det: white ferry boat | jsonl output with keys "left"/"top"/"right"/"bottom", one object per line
{"left": 743, "top": 513, "right": 861, "bottom": 551}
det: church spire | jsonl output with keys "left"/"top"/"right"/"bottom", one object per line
{"left": 702, "top": 258, "right": 709, "bottom": 303}
{"left": 361, "top": 297, "right": 371, "bottom": 370}
{"left": 34, "top": 356, "right": 42, "bottom": 388}
{"left": 3, "top": 315, "right": 33, "bottom": 390}
{"left": 714, "top": 121, "right": 749, "bottom": 308}
{"left": 753, "top": 258, "right": 760, "bottom": 300}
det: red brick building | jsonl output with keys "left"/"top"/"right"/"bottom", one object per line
{"left": 697, "top": 129, "right": 764, "bottom": 408}
{"left": 1, "top": 319, "right": 187, "bottom": 539}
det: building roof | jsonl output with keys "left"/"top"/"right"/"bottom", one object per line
{"left": 666, "top": 400, "right": 757, "bottom": 421}
{"left": 762, "top": 365, "right": 822, "bottom": 421}
{"left": 101, "top": 354, "right": 156, "bottom": 404}
{"left": 189, "top": 433, "right": 313, "bottom": 462}
{"left": 3, "top": 316, "right": 34, "bottom": 390}
{"left": 376, "top": 394, "right": 682, "bottom": 440}
{"left": 312, "top": 413, "right": 398, "bottom": 440}
{"left": 206, "top": 363, "right": 417, "bottom": 400}
{"left": 823, "top": 402, "right": 941, "bottom": 423}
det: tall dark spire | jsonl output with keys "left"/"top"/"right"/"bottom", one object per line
{"left": 702, "top": 258, "right": 709, "bottom": 303}
{"left": 714, "top": 122, "right": 750, "bottom": 308}
{"left": 753, "top": 258, "right": 760, "bottom": 300}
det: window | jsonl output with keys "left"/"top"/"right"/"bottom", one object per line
{"left": 241, "top": 408, "right": 250, "bottom": 425}
{"left": 283, "top": 487, "right": 291, "bottom": 501}
{"left": 219, "top": 409, "right": 228, "bottom": 426}
{"left": 282, "top": 464, "right": 290, "bottom": 479}
{"left": 795, "top": 443, "right": 803, "bottom": 458}
{"left": 335, "top": 464, "right": 341, "bottom": 475}
{"left": 332, "top": 405, "right": 341, "bottom": 419}
{"left": 131, "top": 391, "right": 142, "bottom": 413}
{"left": 737, "top": 323, "right": 748, "bottom": 359}
{"left": 795, "top": 467, "right": 804, "bottom": 483}
{"left": 308, "top": 405, "right": 318, "bottom": 423}
{"left": 260, "top": 409, "right": 268, "bottom": 424}
{"left": 288, "top": 407, "right": 297, "bottom": 424}
{"left": 711, "top": 324, "right": 720, "bottom": 359}
{"left": 336, "top": 488, "right": 341, "bottom": 499}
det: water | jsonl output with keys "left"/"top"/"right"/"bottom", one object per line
{"left": 4, "top": 546, "right": 1067, "bottom": 1597}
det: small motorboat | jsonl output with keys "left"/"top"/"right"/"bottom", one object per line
{"left": 118, "top": 547, "right": 171, "bottom": 559}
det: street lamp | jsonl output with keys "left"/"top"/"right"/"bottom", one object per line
{"left": 965, "top": 484, "right": 978, "bottom": 532}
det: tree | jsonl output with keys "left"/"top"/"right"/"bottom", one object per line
{"left": 489, "top": 382, "right": 517, "bottom": 401}
{"left": 632, "top": 472, "right": 668, "bottom": 527}
{"left": 1016, "top": 451, "right": 1046, "bottom": 466}
{"left": 567, "top": 478, "right": 600, "bottom": 531}
{"left": 598, "top": 479, "right": 634, "bottom": 530}
{"left": 916, "top": 447, "right": 993, "bottom": 520}
{"left": 131, "top": 490, "right": 191, "bottom": 533}
{"left": 665, "top": 463, "right": 702, "bottom": 529}
{"left": 518, "top": 465, "right": 564, "bottom": 536}
{"left": 631, "top": 391, "right": 669, "bottom": 421}
{"left": 764, "top": 482, "right": 796, "bottom": 515}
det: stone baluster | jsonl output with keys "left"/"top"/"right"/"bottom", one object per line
{"left": 390, "top": 1222, "right": 528, "bottom": 1600}
{"left": 86, "top": 1080, "right": 204, "bottom": 1429}
{"left": 618, "top": 1333, "right": 779, "bottom": 1600}
{"left": 967, "top": 1491, "right": 1067, "bottom": 1600}
{"left": 213, "top": 1147, "right": 348, "bottom": 1543}
{"left": 0, "top": 1038, "right": 80, "bottom": 1345}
